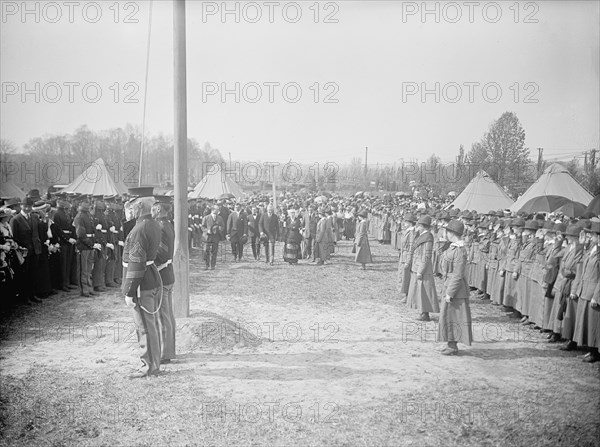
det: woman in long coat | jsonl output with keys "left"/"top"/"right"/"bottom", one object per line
{"left": 354, "top": 210, "right": 372, "bottom": 269}
{"left": 571, "top": 220, "right": 600, "bottom": 362}
{"left": 315, "top": 208, "right": 334, "bottom": 265}
{"left": 548, "top": 224, "right": 584, "bottom": 344}
{"left": 407, "top": 215, "right": 439, "bottom": 321}
{"left": 283, "top": 209, "right": 302, "bottom": 265}
{"left": 438, "top": 219, "right": 473, "bottom": 355}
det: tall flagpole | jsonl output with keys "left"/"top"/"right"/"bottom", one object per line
{"left": 172, "top": 0, "right": 189, "bottom": 318}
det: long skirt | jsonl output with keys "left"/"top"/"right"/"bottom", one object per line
{"left": 491, "top": 270, "right": 505, "bottom": 305}
{"left": 516, "top": 276, "right": 531, "bottom": 315}
{"left": 283, "top": 241, "right": 301, "bottom": 264}
{"left": 315, "top": 242, "right": 331, "bottom": 262}
{"left": 573, "top": 300, "right": 600, "bottom": 348}
{"left": 399, "top": 263, "right": 411, "bottom": 295}
{"left": 486, "top": 266, "right": 497, "bottom": 296}
{"left": 503, "top": 274, "right": 519, "bottom": 309}
{"left": 560, "top": 297, "right": 578, "bottom": 340}
{"left": 542, "top": 294, "right": 555, "bottom": 330}
{"left": 467, "top": 262, "right": 476, "bottom": 287}
{"left": 438, "top": 298, "right": 472, "bottom": 346}
{"left": 407, "top": 272, "right": 439, "bottom": 313}
{"left": 528, "top": 282, "right": 545, "bottom": 327}
{"left": 473, "top": 261, "right": 487, "bottom": 291}
{"left": 355, "top": 240, "right": 372, "bottom": 264}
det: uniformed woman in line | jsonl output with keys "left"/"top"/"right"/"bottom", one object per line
{"left": 438, "top": 219, "right": 473, "bottom": 356}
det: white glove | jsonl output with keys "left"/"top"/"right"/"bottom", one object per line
{"left": 96, "top": 224, "right": 102, "bottom": 230}
{"left": 118, "top": 241, "right": 124, "bottom": 247}
{"left": 110, "top": 226, "right": 117, "bottom": 233}
{"left": 93, "top": 243, "right": 102, "bottom": 250}
{"left": 125, "top": 296, "right": 136, "bottom": 309}
{"left": 106, "top": 243, "right": 114, "bottom": 250}
{"left": 68, "top": 238, "right": 76, "bottom": 244}
{"left": 0, "top": 243, "right": 10, "bottom": 251}
{"left": 445, "top": 295, "right": 452, "bottom": 303}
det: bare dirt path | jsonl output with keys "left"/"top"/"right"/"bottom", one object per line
{"left": 1, "top": 238, "right": 599, "bottom": 446}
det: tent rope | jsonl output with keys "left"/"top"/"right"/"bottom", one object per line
{"left": 138, "top": 0, "right": 153, "bottom": 187}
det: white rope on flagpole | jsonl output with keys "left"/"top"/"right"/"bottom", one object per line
{"left": 138, "top": 0, "right": 153, "bottom": 187}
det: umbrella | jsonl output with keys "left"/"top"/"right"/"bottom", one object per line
{"left": 585, "top": 194, "right": 600, "bottom": 216}
{"left": 554, "top": 201, "right": 587, "bottom": 218}
{"left": 218, "top": 192, "right": 235, "bottom": 199}
{"left": 518, "top": 195, "right": 573, "bottom": 214}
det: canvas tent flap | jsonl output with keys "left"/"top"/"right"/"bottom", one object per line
{"left": 0, "top": 181, "right": 26, "bottom": 199}
{"left": 448, "top": 170, "right": 514, "bottom": 213}
{"left": 188, "top": 165, "right": 244, "bottom": 199}
{"left": 510, "top": 163, "right": 593, "bottom": 212}
{"left": 60, "top": 158, "right": 127, "bottom": 196}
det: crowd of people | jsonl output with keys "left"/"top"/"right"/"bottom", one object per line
{"left": 1, "top": 187, "right": 598, "bottom": 375}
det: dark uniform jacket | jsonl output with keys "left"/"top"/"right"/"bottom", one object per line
{"left": 122, "top": 215, "right": 161, "bottom": 297}
{"left": 73, "top": 210, "right": 95, "bottom": 250}
{"left": 10, "top": 212, "right": 42, "bottom": 255}
{"left": 156, "top": 216, "right": 175, "bottom": 286}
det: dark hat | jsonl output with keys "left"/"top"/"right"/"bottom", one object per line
{"left": 510, "top": 218, "right": 525, "bottom": 228}
{"left": 588, "top": 219, "right": 600, "bottom": 234}
{"left": 462, "top": 212, "right": 473, "bottom": 221}
{"left": 127, "top": 186, "right": 154, "bottom": 198}
{"left": 103, "top": 194, "right": 117, "bottom": 202}
{"left": 4, "top": 197, "right": 21, "bottom": 208}
{"left": 403, "top": 213, "right": 417, "bottom": 223}
{"left": 417, "top": 215, "right": 432, "bottom": 227}
{"left": 154, "top": 195, "right": 172, "bottom": 205}
{"left": 92, "top": 194, "right": 104, "bottom": 200}
{"left": 524, "top": 220, "right": 539, "bottom": 231}
{"left": 23, "top": 197, "right": 34, "bottom": 206}
{"left": 553, "top": 222, "right": 567, "bottom": 234}
{"left": 446, "top": 220, "right": 464, "bottom": 236}
{"left": 449, "top": 208, "right": 459, "bottom": 218}
{"left": 478, "top": 219, "right": 489, "bottom": 229}
{"left": 27, "top": 189, "right": 41, "bottom": 199}
{"left": 543, "top": 221, "right": 554, "bottom": 231}
{"left": 565, "top": 224, "right": 581, "bottom": 237}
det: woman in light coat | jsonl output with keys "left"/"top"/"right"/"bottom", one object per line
{"left": 354, "top": 210, "right": 372, "bottom": 269}
{"left": 407, "top": 215, "right": 438, "bottom": 321}
{"left": 438, "top": 219, "right": 473, "bottom": 356}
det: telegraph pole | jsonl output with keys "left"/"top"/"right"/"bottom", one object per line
{"left": 537, "top": 147, "right": 543, "bottom": 176}
{"left": 172, "top": 0, "right": 189, "bottom": 318}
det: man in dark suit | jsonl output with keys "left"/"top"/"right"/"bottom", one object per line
{"left": 259, "top": 204, "right": 279, "bottom": 265}
{"left": 247, "top": 205, "right": 261, "bottom": 260}
{"left": 218, "top": 200, "right": 230, "bottom": 234}
{"left": 227, "top": 203, "right": 248, "bottom": 262}
{"left": 302, "top": 204, "right": 319, "bottom": 261}
{"left": 53, "top": 199, "right": 78, "bottom": 291}
{"left": 202, "top": 205, "right": 224, "bottom": 270}
{"left": 152, "top": 196, "right": 176, "bottom": 364}
{"left": 9, "top": 197, "right": 42, "bottom": 304}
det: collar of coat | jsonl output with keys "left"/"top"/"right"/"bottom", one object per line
{"left": 451, "top": 240, "right": 465, "bottom": 248}
{"left": 413, "top": 230, "right": 433, "bottom": 245}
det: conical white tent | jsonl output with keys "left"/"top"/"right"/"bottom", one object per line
{"left": 0, "top": 181, "right": 26, "bottom": 199}
{"left": 188, "top": 165, "right": 244, "bottom": 199}
{"left": 510, "top": 163, "right": 593, "bottom": 212}
{"left": 448, "top": 170, "right": 514, "bottom": 213}
{"left": 60, "top": 158, "right": 127, "bottom": 195}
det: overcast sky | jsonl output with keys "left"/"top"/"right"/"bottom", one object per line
{"left": 1, "top": 0, "right": 599, "bottom": 164}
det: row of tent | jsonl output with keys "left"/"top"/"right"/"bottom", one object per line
{"left": 448, "top": 163, "right": 596, "bottom": 216}
{"left": 2, "top": 160, "right": 598, "bottom": 216}
{"left": 1, "top": 158, "right": 244, "bottom": 201}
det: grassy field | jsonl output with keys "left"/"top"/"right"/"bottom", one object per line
{"left": 1, "top": 238, "right": 599, "bottom": 446}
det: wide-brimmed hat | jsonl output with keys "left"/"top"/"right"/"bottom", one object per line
{"left": 0, "top": 208, "right": 14, "bottom": 219}
{"left": 510, "top": 218, "right": 525, "bottom": 228}
{"left": 565, "top": 224, "right": 582, "bottom": 237}
{"left": 587, "top": 220, "right": 600, "bottom": 234}
{"left": 4, "top": 197, "right": 21, "bottom": 208}
{"left": 417, "top": 215, "right": 432, "bottom": 227}
{"left": 446, "top": 220, "right": 464, "bottom": 236}
{"left": 524, "top": 220, "right": 539, "bottom": 231}
{"left": 403, "top": 213, "right": 417, "bottom": 223}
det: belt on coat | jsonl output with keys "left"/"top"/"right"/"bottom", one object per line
{"left": 156, "top": 259, "right": 172, "bottom": 271}
{"left": 86, "top": 233, "right": 94, "bottom": 237}
{"left": 122, "top": 260, "right": 155, "bottom": 268}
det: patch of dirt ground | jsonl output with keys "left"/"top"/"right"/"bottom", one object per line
{"left": 1, "top": 238, "right": 599, "bottom": 446}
